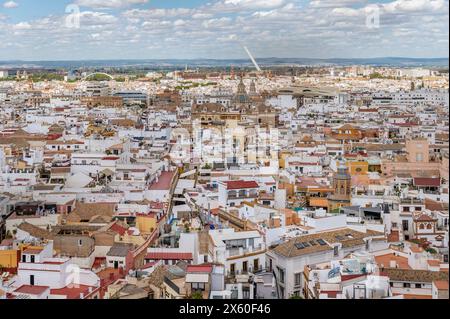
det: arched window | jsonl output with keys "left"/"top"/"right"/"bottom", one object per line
{"left": 419, "top": 224, "right": 425, "bottom": 230}
{"left": 426, "top": 224, "right": 432, "bottom": 230}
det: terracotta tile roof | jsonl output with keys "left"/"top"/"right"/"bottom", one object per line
{"left": 97, "top": 268, "right": 123, "bottom": 281}
{"left": 224, "top": 180, "right": 259, "bottom": 190}
{"left": 387, "top": 230, "right": 400, "bottom": 242}
{"left": 146, "top": 252, "right": 193, "bottom": 260}
{"left": 17, "top": 222, "right": 54, "bottom": 240}
{"left": 14, "top": 285, "right": 49, "bottom": 295}
{"left": 424, "top": 198, "right": 447, "bottom": 211}
{"left": 427, "top": 260, "right": 441, "bottom": 267}
{"left": 0, "top": 239, "right": 14, "bottom": 247}
{"left": 22, "top": 248, "right": 44, "bottom": 254}
{"left": 109, "top": 222, "right": 128, "bottom": 236}
{"left": 149, "top": 171, "right": 176, "bottom": 190}
{"left": 409, "top": 245, "right": 424, "bottom": 253}
{"left": 433, "top": 280, "right": 449, "bottom": 290}
{"left": 271, "top": 228, "right": 384, "bottom": 258}
{"left": 107, "top": 243, "right": 135, "bottom": 257}
{"left": 92, "top": 257, "right": 106, "bottom": 269}
{"left": 186, "top": 264, "right": 213, "bottom": 273}
{"left": 414, "top": 214, "right": 436, "bottom": 222}
{"left": 399, "top": 294, "right": 432, "bottom": 299}
{"left": 381, "top": 268, "right": 448, "bottom": 283}
{"left": 413, "top": 177, "right": 441, "bottom": 187}
{"left": 67, "top": 202, "right": 116, "bottom": 223}
{"left": 375, "top": 253, "right": 411, "bottom": 269}
{"left": 50, "top": 284, "right": 94, "bottom": 299}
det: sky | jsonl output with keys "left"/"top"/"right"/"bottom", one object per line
{"left": 0, "top": 0, "right": 448, "bottom": 60}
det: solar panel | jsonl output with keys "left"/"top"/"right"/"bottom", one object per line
{"left": 295, "top": 243, "right": 305, "bottom": 249}
{"left": 309, "top": 240, "right": 317, "bottom": 246}
{"left": 317, "top": 239, "right": 327, "bottom": 246}
{"left": 302, "top": 242, "right": 311, "bottom": 247}
{"left": 336, "top": 235, "right": 346, "bottom": 240}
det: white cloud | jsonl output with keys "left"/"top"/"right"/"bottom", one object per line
{"left": 309, "top": 0, "right": 367, "bottom": 8}
{"left": 223, "top": 0, "right": 286, "bottom": 9}
{"left": 0, "top": 0, "right": 448, "bottom": 60}
{"left": 210, "top": 0, "right": 287, "bottom": 12}
{"left": 382, "top": 0, "right": 447, "bottom": 13}
{"left": 12, "top": 22, "right": 31, "bottom": 30}
{"left": 79, "top": 11, "right": 118, "bottom": 25}
{"left": 75, "top": 0, "right": 148, "bottom": 9}
{"left": 3, "top": 1, "right": 19, "bottom": 8}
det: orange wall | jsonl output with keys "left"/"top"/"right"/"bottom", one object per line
{"left": 0, "top": 250, "right": 19, "bottom": 268}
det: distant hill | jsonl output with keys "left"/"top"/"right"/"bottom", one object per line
{"left": 0, "top": 57, "right": 448, "bottom": 69}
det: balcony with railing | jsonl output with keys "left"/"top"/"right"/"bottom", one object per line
{"left": 227, "top": 190, "right": 258, "bottom": 200}
{"left": 225, "top": 243, "right": 265, "bottom": 258}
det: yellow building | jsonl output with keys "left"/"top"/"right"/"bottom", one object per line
{"left": 136, "top": 215, "right": 157, "bottom": 234}
{"left": 346, "top": 160, "right": 369, "bottom": 175}
{"left": 0, "top": 249, "right": 19, "bottom": 269}
{"left": 279, "top": 151, "right": 292, "bottom": 169}
{"left": 0, "top": 242, "right": 41, "bottom": 269}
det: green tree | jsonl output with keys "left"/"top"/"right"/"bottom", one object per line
{"left": 191, "top": 291, "right": 203, "bottom": 299}
{"left": 369, "top": 72, "right": 384, "bottom": 79}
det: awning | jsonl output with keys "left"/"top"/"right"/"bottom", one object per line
{"left": 185, "top": 273, "right": 209, "bottom": 283}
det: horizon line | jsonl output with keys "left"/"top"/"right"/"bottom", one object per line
{"left": 0, "top": 56, "right": 449, "bottom": 63}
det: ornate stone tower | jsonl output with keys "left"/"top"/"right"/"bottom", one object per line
{"left": 237, "top": 76, "right": 247, "bottom": 95}
{"left": 328, "top": 162, "right": 352, "bottom": 212}
{"left": 234, "top": 75, "right": 250, "bottom": 105}
{"left": 249, "top": 79, "right": 256, "bottom": 95}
